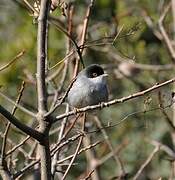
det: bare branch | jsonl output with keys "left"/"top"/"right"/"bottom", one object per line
{"left": 158, "top": 92, "right": 175, "bottom": 131}
{"left": 94, "top": 116, "right": 126, "bottom": 177}
{"left": 0, "top": 50, "right": 25, "bottom": 72}
{"left": 0, "top": 92, "right": 36, "bottom": 117}
{"left": 61, "top": 114, "right": 86, "bottom": 179}
{"left": 133, "top": 146, "right": 159, "bottom": 180}
{"left": 5, "top": 135, "right": 31, "bottom": 157}
{"left": 149, "top": 139, "right": 175, "bottom": 159}
{"left": 56, "top": 77, "right": 175, "bottom": 121}
{"left": 158, "top": 3, "right": 175, "bottom": 62}
{"left": 0, "top": 81, "right": 26, "bottom": 179}
{"left": 36, "top": 0, "right": 51, "bottom": 179}
{"left": 0, "top": 105, "right": 43, "bottom": 142}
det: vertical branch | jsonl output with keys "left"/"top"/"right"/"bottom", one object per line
{"left": 172, "top": 0, "right": 175, "bottom": 38}
{"left": 73, "top": 0, "right": 94, "bottom": 77}
{"left": 171, "top": 0, "right": 175, "bottom": 176}
{"left": 61, "top": 114, "right": 86, "bottom": 180}
{"left": 158, "top": 3, "right": 175, "bottom": 62}
{"left": 37, "top": 0, "right": 51, "bottom": 179}
{"left": 51, "top": 5, "right": 74, "bottom": 178}
{"left": 37, "top": 0, "right": 49, "bottom": 113}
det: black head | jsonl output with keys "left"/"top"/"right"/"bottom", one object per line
{"left": 83, "top": 64, "right": 104, "bottom": 78}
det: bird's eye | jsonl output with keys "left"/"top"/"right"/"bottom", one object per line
{"left": 92, "top": 72, "right": 98, "bottom": 77}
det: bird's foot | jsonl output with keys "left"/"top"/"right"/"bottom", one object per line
{"left": 73, "top": 107, "right": 80, "bottom": 115}
{"left": 100, "top": 102, "right": 105, "bottom": 109}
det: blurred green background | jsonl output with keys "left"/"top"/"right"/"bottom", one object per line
{"left": 0, "top": 0, "right": 175, "bottom": 179}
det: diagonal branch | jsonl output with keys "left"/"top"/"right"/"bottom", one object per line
{"left": 0, "top": 92, "right": 36, "bottom": 117}
{"left": 0, "top": 50, "right": 25, "bottom": 72}
{"left": 0, "top": 105, "right": 43, "bottom": 142}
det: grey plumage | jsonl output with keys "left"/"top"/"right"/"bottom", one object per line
{"left": 67, "top": 64, "right": 108, "bottom": 108}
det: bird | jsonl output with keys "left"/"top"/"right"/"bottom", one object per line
{"left": 67, "top": 64, "right": 108, "bottom": 108}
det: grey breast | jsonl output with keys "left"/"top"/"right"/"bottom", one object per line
{"left": 67, "top": 76, "right": 108, "bottom": 108}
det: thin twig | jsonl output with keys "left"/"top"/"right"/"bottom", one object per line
{"left": 61, "top": 114, "right": 86, "bottom": 180}
{"left": 5, "top": 135, "right": 30, "bottom": 157}
{"left": 158, "top": 91, "right": 175, "bottom": 131}
{"left": 94, "top": 116, "right": 126, "bottom": 176}
{"left": 0, "top": 105, "right": 43, "bottom": 142}
{"left": 45, "top": 77, "right": 77, "bottom": 117}
{"left": 51, "top": 104, "right": 69, "bottom": 177}
{"left": 82, "top": 169, "right": 95, "bottom": 180}
{"left": 13, "top": 137, "right": 100, "bottom": 179}
{"left": 49, "top": 18, "right": 85, "bottom": 68}
{"left": 0, "top": 50, "right": 25, "bottom": 72}
{"left": 0, "top": 91, "right": 36, "bottom": 117}
{"left": 133, "top": 146, "right": 160, "bottom": 180}
{"left": 73, "top": 0, "right": 94, "bottom": 77}
{"left": 158, "top": 3, "right": 175, "bottom": 62}
{"left": 0, "top": 132, "right": 28, "bottom": 157}
{"left": 57, "top": 141, "right": 101, "bottom": 165}
{"left": 1, "top": 81, "right": 26, "bottom": 158}
{"left": 149, "top": 139, "right": 175, "bottom": 159}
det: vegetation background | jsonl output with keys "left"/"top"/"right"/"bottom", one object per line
{"left": 0, "top": 0, "right": 175, "bottom": 179}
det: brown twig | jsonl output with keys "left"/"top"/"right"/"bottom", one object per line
{"left": 149, "top": 139, "right": 175, "bottom": 159}
{"left": 61, "top": 114, "right": 86, "bottom": 180}
{"left": 0, "top": 105, "right": 43, "bottom": 142}
{"left": 83, "top": 133, "right": 101, "bottom": 180}
{"left": 0, "top": 91, "right": 36, "bottom": 117}
{"left": 97, "top": 140, "right": 129, "bottom": 167}
{"left": 158, "top": 3, "right": 175, "bottom": 62}
{"left": 158, "top": 91, "right": 175, "bottom": 131}
{"left": 0, "top": 81, "right": 26, "bottom": 179}
{"left": 94, "top": 116, "right": 126, "bottom": 177}
{"left": 73, "top": 0, "right": 94, "bottom": 77}
{"left": 5, "top": 135, "right": 31, "bottom": 157}
{"left": 133, "top": 146, "right": 160, "bottom": 180}
{"left": 45, "top": 77, "right": 77, "bottom": 117}
{"left": 49, "top": 18, "right": 85, "bottom": 68}
{"left": 57, "top": 141, "right": 101, "bottom": 165}
{"left": 82, "top": 169, "right": 95, "bottom": 180}
{"left": 1, "top": 81, "right": 26, "bottom": 159}
{"left": 0, "top": 50, "right": 25, "bottom": 72}
{"left": 13, "top": 136, "right": 100, "bottom": 179}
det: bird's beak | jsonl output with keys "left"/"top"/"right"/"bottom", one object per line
{"left": 102, "top": 73, "right": 108, "bottom": 77}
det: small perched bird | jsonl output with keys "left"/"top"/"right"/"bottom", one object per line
{"left": 67, "top": 64, "right": 108, "bottom": 108}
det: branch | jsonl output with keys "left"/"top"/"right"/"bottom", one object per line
{"left": 61, "top": 114, "right": 86, "bottom": 180}
{"left": 0, "top": 50, "right": 25, "bottom": 72}
{"left": 133, "top": 146, "right": 159, "bottom": 180}
{"left": 56, "top": 77, "right": 175, "bottom": 122}
{"left": 0, "top": 91, "right": 36, "bottom": 117}
{"left": 73, "top": 0, "right": 94, "bottom": 76}
{"left": 158, "top": 3, "right": 175, "bottom": 62}
{"left": 5, "top": 135, "right": 31, "bottom": 157}
{"left": 149, "top": 139, "right": 175, "bottom": 159}
{"left": 37, "top": 0, "right": 49, "bottom": 113}
{"left": 94, "top": 116, "right": 126, "bottom": 176}
{"left": 0, "top": 81, "right": 26, "bottom": 179}
{"left": 0, "top": 105, "right": 43, "bottom": 142}
{"left": 36, "top": 1, "right": 51, "bottom": 180}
